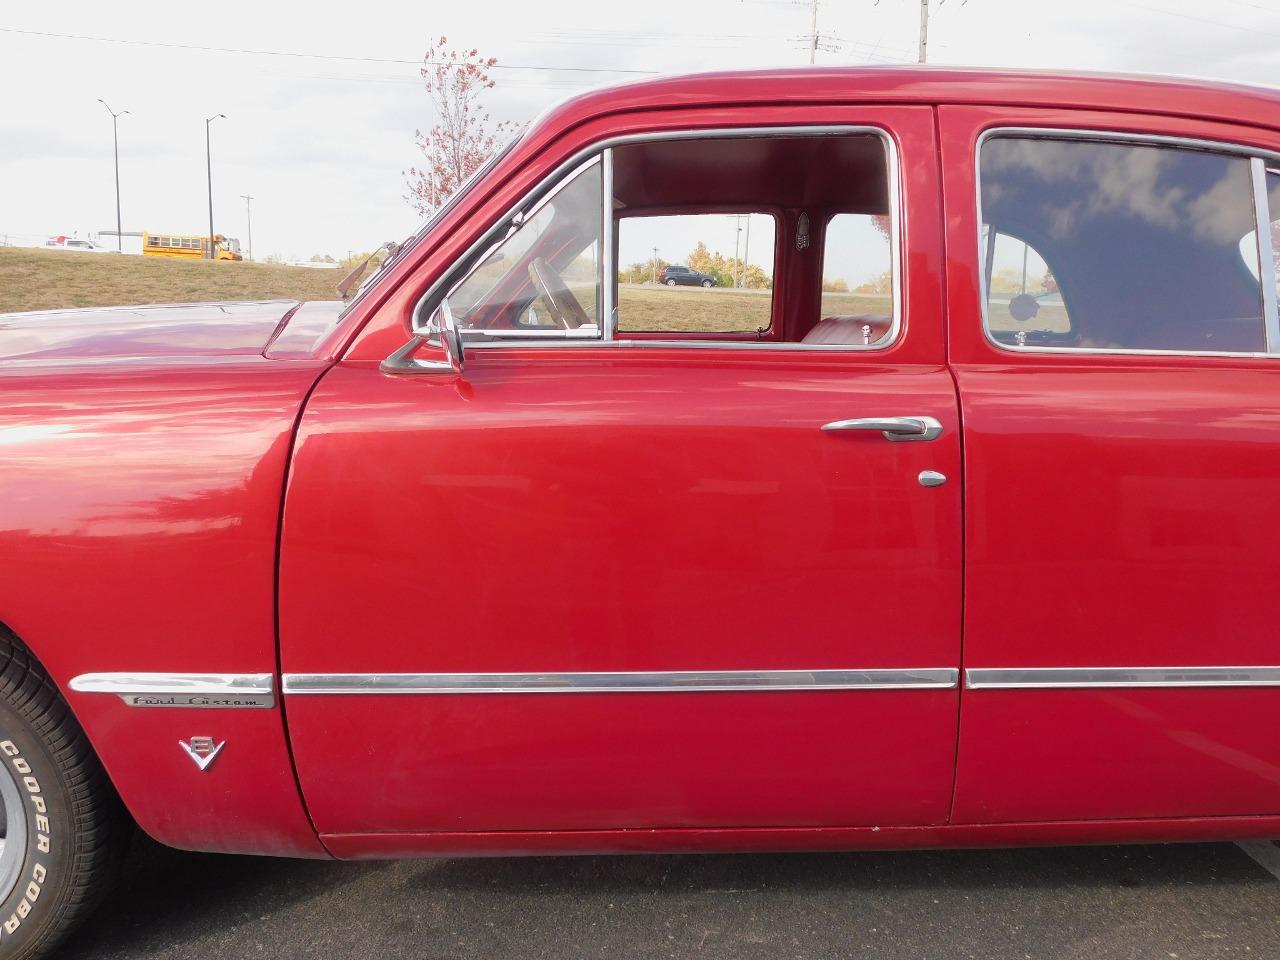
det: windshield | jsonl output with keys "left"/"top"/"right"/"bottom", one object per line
{"left": 338, "top": 127, "right": 527, "bottom": 318}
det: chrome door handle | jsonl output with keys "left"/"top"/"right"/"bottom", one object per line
{"left": 820, "top": 416, "right": 943, "bottom": 442}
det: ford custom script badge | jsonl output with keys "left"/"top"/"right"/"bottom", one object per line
{"left": 67, "top": 673, "right": 275, "bottom": 708}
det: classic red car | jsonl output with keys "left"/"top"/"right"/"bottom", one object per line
{"left": 2, "top": 67, "right": 1280, "bottom": 957}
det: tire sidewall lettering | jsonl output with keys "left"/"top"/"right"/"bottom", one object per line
{"left": 0, "top": 738, "right": 53, "bottom": 942}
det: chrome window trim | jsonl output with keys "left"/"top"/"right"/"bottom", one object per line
{"left": 440, "top": 154, "right": 606, "bottom": 347}
{"left": 402, "top": 124, "right": 903, "bottom": 360}
{"left": 965, "top": 666, "right": 1280, "bottom": 689}
{"left": 975, "top": 126, "right": 1280, "bottom": 360}
{"left": 282, "top": 668, "right": 957, "bottom": 695}
{"left": 1254, "top": 158, "right": 1280, "bottom": 351}
{"left": 69, "top": 672, "right": 275, "bottom": 708}
{"left": 601, "top": 147, "right": 617, "bottom": 341}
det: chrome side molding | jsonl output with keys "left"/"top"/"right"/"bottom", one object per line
{"left": 965, "top": 666, "right": 1280, "bottom": 689}
{"left": 282, "top": 668, "right": 959, "bottom": 695}
{"left": 69, "top": 673, "right": 275, "bottom": 708}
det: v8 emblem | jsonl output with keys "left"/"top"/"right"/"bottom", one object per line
{"left": 178, "top": 737, "right": 225, "bottom": 771}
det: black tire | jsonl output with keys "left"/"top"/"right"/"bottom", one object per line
{"left": 701, "top": 279, "right": 713, "bottom": 288}
{"left": 665, "top": 279, "right": 677, "bottom": 286}
{"left": 0, "top": 629, "right": 127, "bottom": 960}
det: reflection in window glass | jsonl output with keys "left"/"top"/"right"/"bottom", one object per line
{"left": 449, "top": 160, "right": 602, "bottom": 335}
{"left": 616, "top": 213, "right": 775, "bottom": 333}
{"left": 1270, "top": 171, "right": 1280, "bottom": 303}
{"left": 981, "top": 137, "right": 1266, "bottom": 353}
{"left": 983, "top": 228, "right": 1070, "bottom": 335}
{"left": 819, "top": 213, "right": 894, "bottom": 343}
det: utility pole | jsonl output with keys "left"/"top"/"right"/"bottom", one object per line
{"left": 97, "top": 100, "right": 128, "bottom": 253}
{"left": 652, "top": 247, "right": 659, "bottom": 284}
{"left": 743, "top": 215, "right": 751, "bottom": 288}
{"left": 205, "top": 114, "right": 226, "bottom": 259}
{"left": 918, "top": 0, "right": 929, "bottom": 63}
{"left": 809, "top": 0, "right": 819, "bottom": 64}
{"left": 240, "top": 194, "right": 254, "bottom": 262}
{"left": 733, "top": 215, "right": 743, "bottom": 288}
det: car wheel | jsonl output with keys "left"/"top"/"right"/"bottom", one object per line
{"left": 0, "top": 629, "right": 127, "bottom": 960}
{"left": 701, "top": 279, "right": 713, "bottom": 288}
{"left": 666, "top": 279, "right": 677, "bottom": 286}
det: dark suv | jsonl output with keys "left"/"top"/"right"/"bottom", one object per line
{"left": 660, "top": 264, "right": 717, "bottom": 287}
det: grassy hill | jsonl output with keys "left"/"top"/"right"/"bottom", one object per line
{"left": 0, "top": 247, "right": 345, "bottom": 313}
{"left": 0, "top": 247, "right": 895, "bottom": 332}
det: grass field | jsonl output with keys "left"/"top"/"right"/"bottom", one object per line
{"left": 0, "top": 247, "right": 344, "bottom": 313}
{"left": 0, "top": 250, "right": 898, "bottom": 338}
{"left": 617, "top": 284, "right": 892, "bottom": 332}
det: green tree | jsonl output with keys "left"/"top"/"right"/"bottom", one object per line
{"left": 854, "top": 271, "right": 893, "bottom": 295}
{"left": 619, "top": 258, "right": 667, "bottom": 284}
{"left": 687, "top": 242, "right": 721, "bottom": 275}
{"left": 990, "top": 268, "right": 1027, "bottom": 295}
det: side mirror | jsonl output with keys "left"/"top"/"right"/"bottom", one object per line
{"left": 384, "top": 298, "right": 464, "bottom": 375}
{"left": 435, "top": 299, "right": 464, "bottom": 374}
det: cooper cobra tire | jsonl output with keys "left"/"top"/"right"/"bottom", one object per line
{"left": 0, "top": 629, "right": 127, "bottom": 960}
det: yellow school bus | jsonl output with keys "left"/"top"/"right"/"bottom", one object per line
{"left": 143, "top": 232, "right": 243, "bottom": 261}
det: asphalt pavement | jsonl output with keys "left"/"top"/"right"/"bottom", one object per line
{"left": 63, "top": 835, "right": 1280, "bottom": 959}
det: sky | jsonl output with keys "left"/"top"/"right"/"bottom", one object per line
{"left": 2, "top": 0, "right": 1279, "bottom": 264}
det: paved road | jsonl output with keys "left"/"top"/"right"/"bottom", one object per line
{"left": 63, "top": 837, "right": 1280, "bottom": 959}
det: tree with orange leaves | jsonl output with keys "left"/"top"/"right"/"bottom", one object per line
{"left": 404, "top": 38, "right": 514, "bottom": 218}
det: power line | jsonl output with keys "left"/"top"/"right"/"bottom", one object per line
{"left": 1116, "top": 1, "right": 1280, "bottom": 42}
{"left": 0, "top": 26, "right": 656, "bottom": 75}
{"left": 1215, "top": 0, "right": 1280, "bottom": 13}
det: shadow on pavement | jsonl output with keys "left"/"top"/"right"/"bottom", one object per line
{"left": 60, "top": 834, "right": 1277, "bottom": 960}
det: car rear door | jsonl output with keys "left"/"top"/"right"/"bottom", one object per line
{"left": 278, "top": 106, "right": 964, "bottom": 842}
{"left": 941, "top": 105, "right": 1280, "bottom": 823}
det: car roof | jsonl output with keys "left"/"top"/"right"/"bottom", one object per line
{"left": 536, "top": 67, "right": 1280, "bottom": 136}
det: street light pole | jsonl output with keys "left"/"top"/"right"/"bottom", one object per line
{"left": 205, "top": 114, "right": 226, "bottom": 259}
{"left": 240, "top": 194, "right": 254, "bottom": 262}
{"left": 97, "top": 100, "right": 128, "bottom": 253}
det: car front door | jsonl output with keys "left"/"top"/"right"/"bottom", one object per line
{"left": 279, "top": 108, "right": 963, "bottom": 843}
{"left": 942, "top": 106, "right": 1280, "bottom": 823}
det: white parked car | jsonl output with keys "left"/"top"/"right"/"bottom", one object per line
{"left": 44, "top": 236, "right": 112, "bottom": 252}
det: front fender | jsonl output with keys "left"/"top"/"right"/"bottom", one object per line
{"left": 0, "top": 357, "right": 329, "bottom": 857}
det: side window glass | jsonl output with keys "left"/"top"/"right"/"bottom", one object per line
{"left": 819, "top": 213, "right": 894, "bottom": 345}
{"left": 980, "top": 136, "right": 1267, "bottom": 354}
{"left": 450, "top": 159, "right": 602, "bottom": 338}
{"left": 616, "top": 213, "right": 776, "bottom": 334}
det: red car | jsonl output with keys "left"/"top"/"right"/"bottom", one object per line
{"left": 3, "top": 67, "right": 1280, "bottom": 957}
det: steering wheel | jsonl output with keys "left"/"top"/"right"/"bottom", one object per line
{"left": 528, "top": 257, "right": 592, "bottom": 330}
